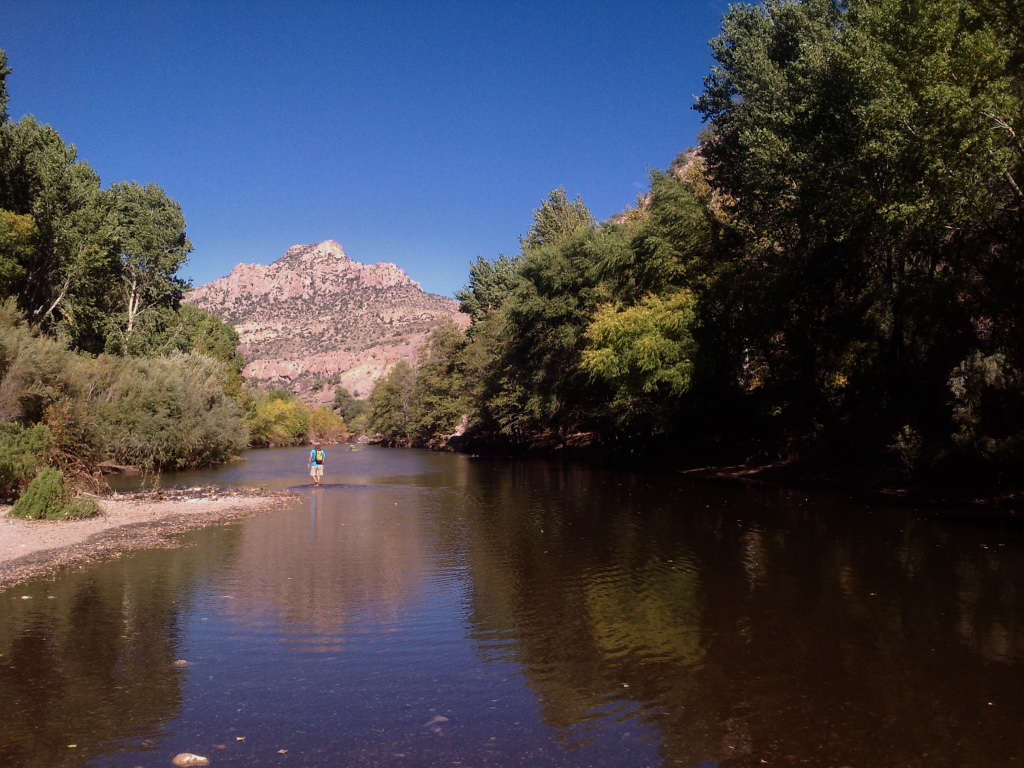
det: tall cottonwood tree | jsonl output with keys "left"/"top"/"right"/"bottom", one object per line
{"left": 103, "top": 181, "right": 191, "bottom": 352}
{"left": 0, "top": 116, "right": 110, "bottom": 344}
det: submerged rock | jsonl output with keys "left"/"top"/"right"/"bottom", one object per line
{"left": 171, "top": 754, "right": 210, "bottom": 767}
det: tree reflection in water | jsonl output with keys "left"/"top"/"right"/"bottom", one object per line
{"left": 3, "top": 448, "right": 1024, "bottom": 767}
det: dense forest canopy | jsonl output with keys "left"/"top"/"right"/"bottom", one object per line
{"left": 372, "top": 0, "right": 1024, "bottom": 488}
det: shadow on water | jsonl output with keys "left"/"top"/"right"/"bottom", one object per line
{"left": 5, "top": 446, "right": 1024, "bottom": 766}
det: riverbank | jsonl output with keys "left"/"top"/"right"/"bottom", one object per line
{"left": 0, "top": 487, "right": 295, "bottom": 591}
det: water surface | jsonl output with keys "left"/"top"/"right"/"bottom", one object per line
{"left": 2, "top": 446, "right": 1024, "bottom": 767}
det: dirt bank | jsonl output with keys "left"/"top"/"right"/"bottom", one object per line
{"left": 0, "top": 487, "right": 295, "bottom": 591}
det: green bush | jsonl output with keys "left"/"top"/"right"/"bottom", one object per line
{"left": 9, "top": 466, "right": 98, "bottom": 521}
{"left": 90, "top": 353, "right": 248, "bottom": 470}
{"left": 308, "top": 406, "right": 347, "bottom": 444}
{"left": 246, "top": 389, "right": 311, "bottom": 447}
{"left": 0, "top": 422, "right": 54, "bottom": 501}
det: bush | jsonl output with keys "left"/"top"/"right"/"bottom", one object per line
{"left": 0, "top": 422, "right": 54, "bottom": 501}
{"left": 90, "top": 353, "right": 248, "bottom": 470}
{"left": 308, "top": 406, "right": 347, "bottom": 444}
{"left": 247, "top": 389, "right": 310, "bottom": 447}
{"left": 9, "top": 467, "right": 98, "bottom": 521}
{"left": 0, "top": 303, "right": 80, "bottom": 424}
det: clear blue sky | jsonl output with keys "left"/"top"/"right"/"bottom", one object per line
{"left": 1, "top": 0, "right": 732, "bottom": 298}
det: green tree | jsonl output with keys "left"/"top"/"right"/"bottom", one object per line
{"left": 368, "top": 360, "right": 415, "bottom": 442}
{"left": 0, "top": 49, "right": 10, "bottom": 124}
{"left": 519, "top": 187, "right": 595, "bottom": 251}
{"left": 488, "top": 191, "right": 605, "bottom": 442}
{"left": 456, "top": 254, "right": 523, "bottom": 327}
{"left": 89, "top": 353, "right": 247, "bottom": 471}
{"left": 308, "top": 406, "right": 348, "bottom": 444}
{"left": 693, "top": 0, "right": 1024, "bottom": 465}
{"left": 408, "top": 319, "right": 468, "bottom": 444}
{"left": 103, "top": 181, "right": 191, "bottom": 350}
{"left": 0, "top": 116, "right": 110, "bottom": 344}
{"left": 246, "top": 388, "right": 311, "bottom": 448}
{"left": 582, "top": 290, "right": 699, "bottom": 432}
{"left": 0, "top": 209, "right": 34, "bottom": 298}
{"left": 332, "top": 386, "right": 367, "bottom": 423}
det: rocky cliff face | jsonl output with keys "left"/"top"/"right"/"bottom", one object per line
{"left": 184, "top": 240, "right": 468, "bottom": 403}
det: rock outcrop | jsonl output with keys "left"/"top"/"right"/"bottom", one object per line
{"left": 184, "top": 240, "right": 467, "bottom": 403}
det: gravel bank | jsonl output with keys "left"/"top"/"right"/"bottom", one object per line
{"left": 0, "top": 488, "right": 294, "bottom": 591}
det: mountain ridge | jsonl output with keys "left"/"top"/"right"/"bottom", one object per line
{"left": 184, "top": 240, "right": 467, "bottom": 403}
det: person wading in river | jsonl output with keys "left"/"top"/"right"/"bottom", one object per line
{"left": 308, "top": 441, "right": 325, "bottom": 486}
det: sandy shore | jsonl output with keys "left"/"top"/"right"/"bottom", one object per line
{"left": 0, "top": 488, "right": 295, "bottom": 591}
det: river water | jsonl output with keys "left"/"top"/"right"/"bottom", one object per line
{"left": 2, "top": 446, "right": 1024, "bottom": 767}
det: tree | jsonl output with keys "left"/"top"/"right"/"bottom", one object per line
{"left": 408, "top": 319, "right": 468, "bottom": 444}
{"left": 368, "top": 360, "right": 415, "bottom": 441}
{"left": 0, "top": 49, "right": 10, "bottom": 124}
{"left": 0, "top": 209, "right": 34, "bottom": 296}
{"left": 692, "top": 0, "right": 1024, "bottom": 464}
{"left": 519, "top": 187, "right": 595, "bottom": 251}
{"left": 333, "top": 386, "right": 367, "bottom": 423}
{"left": 456, "top": 254, "right": 523, "bottom": 327}
{"left": 103, "top": 182, "right": 191, "bottom": 350}
{"left": 0, "top": 116, "right": 110, "bottom": 344}
{"left": 582, "top": 290, "right": 699, "bottom": 432}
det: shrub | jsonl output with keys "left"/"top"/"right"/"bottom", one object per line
{"left": 0, "top": 422, "right": 54, "bottom": 501}
{"left": 90, "top": 353, "right": 248, "bottom": 470}
{"left": 0, "top": 304, "right": 80, "bottom": 424}
{"left": 247, "top": 389, "right": 310, "bottom": 447}
{"left": 308, "top": 406, "right": 347, "bottom": 444}
{"left": 9, "top": 467, "right": 98, "bottom": 521}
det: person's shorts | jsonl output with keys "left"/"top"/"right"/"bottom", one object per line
{"left": 310, "top": 465, "right": 324, "bottom": 478}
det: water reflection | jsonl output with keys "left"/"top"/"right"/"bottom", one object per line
{"left": 221, "top": 486, "right": 432, "bottom": 653}
{"left": 0, "top": 528, "right": 243, "bottom": 767}
{"left": 3, "top": 448, "right": 1024, "bottom": 767}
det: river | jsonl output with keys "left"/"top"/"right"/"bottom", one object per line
{"left": 2, "top": 446, "right": 1023, "bottom": 767}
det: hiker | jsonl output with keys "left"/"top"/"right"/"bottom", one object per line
{"left": 308, "top": 441, "right": 325, "bottom": 486}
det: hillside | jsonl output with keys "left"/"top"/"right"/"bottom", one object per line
{"left": 184, "top": 241, "right": 468, "bottom": 403}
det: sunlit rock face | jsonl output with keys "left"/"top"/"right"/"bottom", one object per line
{"left": 185, "top": 240, "right": 468, "bottom": 403}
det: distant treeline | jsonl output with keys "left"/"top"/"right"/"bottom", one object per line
{"left": 368, "top": 0, "right": 1024, "bottom": 488}
{"left": 0, "top": 50, "right": 344, "bottom": 513}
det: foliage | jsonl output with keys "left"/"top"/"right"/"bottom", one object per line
{"left": 246, "top": 388, "right": 311, "bottom": 447}
{"left": 364, "top": 341, "right": 465, "bottom": 446}
{"left": 407, "top": 319, "right": 469, "bottom": 444}
{"left": 688, "top": 0, "right": 1024, "bottom": 464}
{"left": 0, "top": 114, "right": 110, "bottom": 348}
{"left": 0, "top": 298, "right": 81, "bottom": 425}
{"left": 582, "top": 290, "right": 699, "bottom": 403}
{"left": 519, "top": 187, "right": 595, "bottom": 251}
{"left": 949, "top": 353, "right": 1024, "bottom": 467}
{"left": 0, "top": 51, "right": 249, "bottom": 488}
{"left": 0, "top": 209, "right": 34, "bottom": 296}
{"left": 102, "top": 181, "right": 191, "bottom": 351}
{"left": 0, "top": 421, "right": 53, "bottom": 501}
{"left": 308, "top": 405, "right": 348, "bottom": 444}
{"left": 368, "top": 360, "right": 415, "bottom": 442}
{"left": 9, "top": 466, "right": 98, "bottom": 521}
{"left": 89, "top": 353, "right": 248, "bottom": 471}
{"left": 332, "top": 386, "right": 367, "bottom": 424}
{"left": 0, "top": 56, "right": 194, "bottom": 356}
{"left": 0, "top": 49, "right": 9, "bottom": 124}
{"left": 113, "top": 304, "right": 246, "bottom": 399}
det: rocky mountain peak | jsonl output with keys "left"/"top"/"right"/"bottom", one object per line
{"left": 185, "top": 241, "right": 468, "bottom": 403}
{"left": 279, "top": 239, "right": 352, "bottom": 268}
